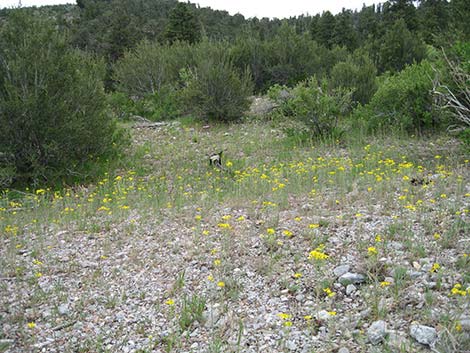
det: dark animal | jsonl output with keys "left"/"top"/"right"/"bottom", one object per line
{"left": 209, "top": 151, "right": 223, "bottom": 169}
{"left": 410, "top": 177, "right": 431, "bottom": 186}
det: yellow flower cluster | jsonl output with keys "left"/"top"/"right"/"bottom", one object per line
{"left": 308, "top": 245, "right": 329, "bottom": 261}
{"left": 450, "top": 283, "right": 468, "bottom": 296}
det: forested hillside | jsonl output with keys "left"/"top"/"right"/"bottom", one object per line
{"left": 1, "top": 0, "right": 468, "bottom": 84}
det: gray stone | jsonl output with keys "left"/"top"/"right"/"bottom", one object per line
{"left": 367, "top": 320, "right": 388, "bottom": 345}
{"left": 248, "top": 97, "right": 278, "bottom": 116}
{"left": 346, "top": 284, "right": 357, "bottom": 296}
{"left": 191, "top": 342, "right": 199, "bottom": 349}
{"left": 339, "top": 272, "right": 366, "bottom": 285}
{"left": 286, "top": 340, "right": 297, "bottom": 351}
{"left": 203, "top": 306, "right": 221, "bottom": 328}
{"left": 295, "top": 294, "right": 304, "bottom": 302}
{"left": 58, "top": 304, "right": 69, "bottom": 316}
{"left": 115, "top": 312, "right": 125, "bottom": 322}
{"left": 316, "top": 310, "right": 335, "bottom": 321}
{"left": 333, "top": 265, "right": 351, "bottom": 277}
{"left": 407, "top": 270, "right": 424, "bottom": 279}
{"left": 410, "top": 324, "right": 437, "bottom": 346}
{"left": 338, "top": 348, "right": 350, "bottom": 353}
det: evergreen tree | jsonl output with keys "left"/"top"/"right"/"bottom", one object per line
{"left": 316, "top": 11, "right": 336, "bottom": 49}
{"left": 333, "top": 9, "right": 359, "bottom": 50}
{"left": 357, "top": 4, "right": 382, "bottom": 42}
{"left": 309, "top": 14, "right": 320, "bottom": 41}
{"left": 383, "top": 0, "right": 418, "bottom": 31}
{"left": 417, "top": 0, "right": 450, "bottom": 44}
{"left": 165, "top": 2, "right": 201, "bottom": 44}
{"left": 378, "top": 19, "right": 426, "bottom": 72}
{"left": 449, "top": 0, "right": 470, "bottom": 40}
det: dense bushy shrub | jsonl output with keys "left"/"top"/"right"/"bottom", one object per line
{"left": 330, "top": 50, "right": 378, "bottom": 105}
{"left": 181, "top": 41, "right": 253, "bottom": 122}
{"left": 113, "top": 40, "right": 194, "bottom": 121}
{"left": 113, "top": 40, "right": 193, "bottom": 97}
{"left": 269, "top": 77, "right": 352, "bottom": 138}
{"left": 231, "top": 24, "right": 335, "bottom": 92}
{"left": 355, "top": 60, "right": 438, "bottom": 133}
{"left": 231, "top": 35, "right": 269, "bottom": 92}
{"left": 0, "top": 12, "right": 121, "bottom": 186}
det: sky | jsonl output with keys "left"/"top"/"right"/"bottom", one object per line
{"left": 0, "top": 0, "right": 382, "bottom": 18}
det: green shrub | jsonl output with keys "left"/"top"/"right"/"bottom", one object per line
{"left": 0, "top": 11, "right": 121, "bottom": 186}
{"left": 330, "top": 50, "right": 378, "bottom": 105}
{"left": 181, "top": 41, "right": 253, "bottom": 122}
{"left": 270, "top": 77, "right": 352, "bottom": 138}
{"left": 135, "top": 85, "right": 182, "bottom": 121}
{"left": 113, "top": 40, "right": 193, "bottom": 97}
{"left": 355, "top": 60, "right": 439, "bottom": 134}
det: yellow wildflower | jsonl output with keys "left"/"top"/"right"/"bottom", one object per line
{"left": 277, "top": 313, "right": 292, "bottom": 320}
{"left": 217, "top": 223, "right": 232, "bottom": 230}
{"left": 308, "top": 246, "right": 329, "bottom": 261}
{"left": 430, "top": 263, "right": 440, "bottom": 273}
{"left": 283, "top": 230, "right": 293, "bottom": 237}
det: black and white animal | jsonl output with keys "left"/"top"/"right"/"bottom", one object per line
{"left": 209, "top": 151, "right": 223, "bottom": 169}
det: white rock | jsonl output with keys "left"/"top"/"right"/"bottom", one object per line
{"left": 316, "top": 310, "right": 335, "bottom": 321}
{"left": 339, "top": 272, "right": 366, "bottom": 285}
{"left": 367, "top": 320, "right": 388, "bottom": 345}
{"left": 58, "top": 304, "right": 69, "bottom": 316}
{"left": 410, "top": 324, "right": 437, "bottom": 346}
{"left": 346, "top": 284, "right": 357, "bottom": 296}
{"left": 333, "top": 265, "right": 351, "bottom": 277}
{"left": 286, "top": 340, "right": 297, "bottom": 351}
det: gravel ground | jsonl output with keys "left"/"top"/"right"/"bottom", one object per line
{"left": 1, "top": 123, "right": 469, "bottom": 353}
